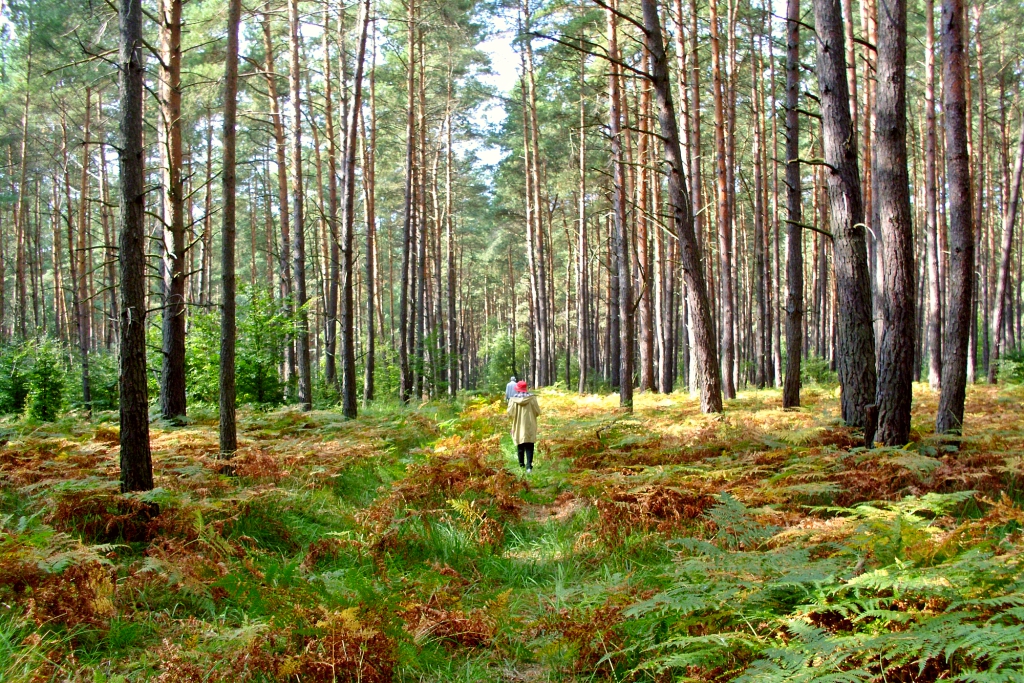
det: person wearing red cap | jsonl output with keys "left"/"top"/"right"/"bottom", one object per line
{"left": 507, "top": 380, "right": 541, "bottom": 472}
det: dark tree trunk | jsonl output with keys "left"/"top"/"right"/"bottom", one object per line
{"left": 322, "top": 7, "right": 340, "bottom": 388}
{"left": 363, "top": 34, "right": 377, "bottom": 403}
{"left": 751, "top": 37, "right": 767, "bottom": 390}
{"left": 709, "top": 0, "right": 735, "bottom": 399}
{"left": 873, "top": 0, "right": 915, "bottom": 444}
{"left": 75, "top": 87, "right": 93, "bottom": 410}
{"left": 219, "top": 0, "right": 241, "bottom": 457}
{"left": 783, "top": 0, "right": 803, "bottom": 409}
{"left": 936, "top": 0, "right": 974, "bottom": 435}
{"left": 340, "top": 0, "right": 371, "bottom": 419}
{"left": 577, "top": 50, "right": 589, "bottom": 394}
{"left": 641, "top": 0, "right": 723, "bottom": 413}
{"left": 924, "top": 0, "right": 942, "bottom": 390}
{"left": 288, "top": 0, "right": 312, "bottom": 410}
{"left": 607, "top": 1, "right": 633, "bottom": 410}
{"left": 159, "top": 0, "right": 186, "bottom": 421}
{"left": 118, "top": 0, "right": 153, "bottom": 492}
{"left": 399, "top": 0, "right": 416, "bottom": 403}
{"left": 813, "top": 0, "right": 877, "bottom": 428}
{"left": 261, "top": 5, "right": 295, "bottom": 388}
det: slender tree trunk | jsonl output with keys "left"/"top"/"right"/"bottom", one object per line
{"left": 323, "top": 7, "right": 341, "bottom": 389}
{"left": 445, "top": 107, "right": 458, "bottom": 395}
{"left": 118, "top": 0, "right": 153, "bottom": 492}
{"left": 577, "top": 51, "right": 589, "bottom": 394}
{"left": 200, "top": 113, "right": 213, "bottom": 307}
{"left": 14, "top": 40, "right": 31, "bottom": 341}
{"left": 607, "top": 0, "right": 633, "bottom": 410}
{"left": 523, "top": 0, "right": 550, "bottom": 386}
{"left": 363, "top": 30, "right": 377, "bottom": 404}
{"left": 752, "top": 36, "right": 767, "bottom": 389}
{"left": 783, "top": 0, "right": 804, "bottom": 408}
{"left": 219, "top": 0, "right": 241, "bottom": 457}
{"left": 709, "top": 0, "right": 735, "bottom": 399}
{"left": 937, "top": 0, "right": 975, "bottom": 435}
{"left": 989, "top": 115, "right": 1024, "bottom": 382}
{"left": 641, "top": 0, "right": 723, "bottom": 413}
{"left": 399, "top": 0, "right": 416, "bottom": 402}
{"left": 262, "top": 5, "right": 295, "bottom": 389}
{"left": 50, "top": 177, "right": 65, "bottom": 342}
{"left": 98, "top": 97, "right": 118, "bottom": 350}
{"left": 75, "top": 88, "right": 94, "bottom": 410}
{"left": 637, "top": 50, "right": 655, "bottom": 393}
{"left": 159, "top": 0, "right": 186, "bottom": 420}
{"left": 288, "top": 0, "right": 312, "bottom": 410}
{"left": 873, "top": 0, "right": 915, "bottom": 444}
{"left": 340, "top": 0, "right": 371, "bottom": 418}
{"left": 924, "top": 0, "right": 942, "bottom": 390}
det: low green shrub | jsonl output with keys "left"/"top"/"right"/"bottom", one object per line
{"left": 0, "top": 344, "right": 31, "bottom": 414}
{"left": 26, "top": 341, "right": 66, "bottom": 421}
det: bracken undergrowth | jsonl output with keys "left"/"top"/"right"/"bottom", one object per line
{"left": 0, "top": 385, "right": 1022, "bottom": 681}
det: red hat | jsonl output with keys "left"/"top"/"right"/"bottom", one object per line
{"left": 516, "top": 380, "right": 528, "bottom": 392}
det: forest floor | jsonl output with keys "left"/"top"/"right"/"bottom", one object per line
{"left": 1, "top": 384, "right": 1024, "bottom": 682}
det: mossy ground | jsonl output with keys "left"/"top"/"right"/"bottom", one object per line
{"left": 1, "top": 384, "right": 1022, "bottom": 681}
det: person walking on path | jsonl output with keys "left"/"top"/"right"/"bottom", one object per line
{"left": 505, "top": 376, "right": 518, "bottom": 402}
{"left": 507, "top": 380, "right": 540, "bottom": 472}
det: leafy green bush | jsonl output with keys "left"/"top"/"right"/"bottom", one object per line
{"left": 483, "top": 330, "right": 529, "bottom": 395}
{"left": 801, "top": 355, "right": 838, "bottom": 386}
{"left": 997, "top": 349, "right": 1024, "bottom": 384}
{"left": 236, "top": 288, "right": 288, "bottom": 406}
{"left": 186, "top": 287, "right": 287, "bottom": 407}
{"left": 26, "top": 341, "right": 66, "bottom": 422}
{"left": 0, "top": 345, "right": 31, "bottom": 415}
{"left": 88, "top": 351, "right": 120, "bottom": 412}
{"left": 185, "top": 309, "right": 220, "bottom": 403}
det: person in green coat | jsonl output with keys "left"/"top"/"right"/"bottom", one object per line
{"left": 507, "top": 380, "right": 541, "bottom": 472}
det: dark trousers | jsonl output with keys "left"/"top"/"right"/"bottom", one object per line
{"left": 517, "top": 442, "right": 535, "bottom": 468}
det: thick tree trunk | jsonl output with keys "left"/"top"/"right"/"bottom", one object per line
{"left": 219, "top": 0, "right": 241, "bottom": 457}
{"left": 288, "top": 0, "right": 312, "bottom": 410}
{"left": 118, "top": 0, "right": 153, "bottom": 492}
{"left": 873, "top": 0, "right": 915, "bottom": 444}
{"left": 936, "top": 0, "right": 975, "bottom": 435}
{"left": 783, "top": 0, "right": 803, "bottom": 408}
{"left": 159, "top": 0, "right": 186, "bottom": 420}
{"left": 814, "top": 0, "right": 877, "bottom": 429}
{"left": 641, "top": 0, "right": 723, "bottom": 413}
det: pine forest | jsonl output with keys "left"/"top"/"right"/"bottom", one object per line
{"left": 1, "top": 0, "right": 1024, "bottom": 678}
